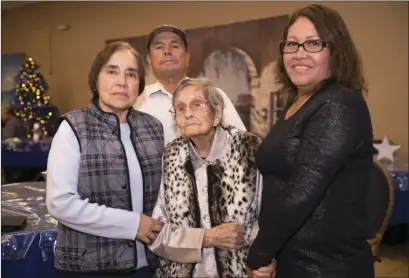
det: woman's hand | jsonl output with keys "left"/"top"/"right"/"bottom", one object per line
{"left": 135, "top": 214, "right": 164, "bottom": 244}
{"left": 202, "top": 222, "right": 246, "bottom": 250}
{"left": 247, "top": 259, "right": 276, "bottom": 278}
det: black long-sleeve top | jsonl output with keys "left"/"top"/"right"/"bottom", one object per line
{"left": 247, "top": 80, "right": 374, "bottom": 277}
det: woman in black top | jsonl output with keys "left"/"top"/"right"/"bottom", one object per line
{"left": 247, "top": 4, "right": 375, "bottom": 278}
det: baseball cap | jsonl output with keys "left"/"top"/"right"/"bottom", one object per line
{"left": 146, "top": 25, "right": 188, "bottom": 50}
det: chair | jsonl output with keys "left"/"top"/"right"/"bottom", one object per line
{"left": 366, "top": 158, "right": 395, "bottom": 262}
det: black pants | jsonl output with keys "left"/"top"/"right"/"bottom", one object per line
{"left": 55, "top": 266, "right": 153, "bottom": 278}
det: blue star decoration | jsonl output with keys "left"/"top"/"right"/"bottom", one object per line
{"left": 373, "top": 136, "right": 400, "bottom": 162}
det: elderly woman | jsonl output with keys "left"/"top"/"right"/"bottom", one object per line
{"left": 46, "top": 42, "right": 164, "bottom": 278}
{"left": 149, "top": 77, "right": 274, "bottom": 278}
{"left": 247, "top": 4, "right": 375, "bottom": 278}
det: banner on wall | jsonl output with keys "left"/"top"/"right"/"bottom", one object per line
{"left": 106, "top": 15, "right": 289, "bottom": 137}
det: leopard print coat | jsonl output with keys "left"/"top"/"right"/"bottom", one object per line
{"left": 157, "top": 126, "right": 261, "bottom": 278}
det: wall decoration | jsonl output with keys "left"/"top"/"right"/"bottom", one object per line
{"left": 107, "top": 15, "right": 289, "bottom": 137}
{"left": 374, "top": 135, "right": 401, "bottom": 162}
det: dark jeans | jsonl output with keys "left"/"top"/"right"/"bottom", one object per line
{"left": 55, "top": 266, "right": 153, "bottom": 278}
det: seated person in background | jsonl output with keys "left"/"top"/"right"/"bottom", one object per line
{"left": 1, "top": 105, "right": 25, "bottom": 139}
{"left": 149, "top": 77, "right": 275, "bottom": 278}
{"left": 1, "top": 106, "right": 27, "bottom": 184}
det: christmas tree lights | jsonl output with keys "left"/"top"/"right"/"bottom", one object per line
{"left": 13, "top": 57, "right": 54, "bottom": 138}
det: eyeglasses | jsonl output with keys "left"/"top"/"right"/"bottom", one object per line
{"left": 280, "top": 39, "right": 328, "bottom": 54}
{"left": 169, "top": 98, "right": 208, "bottom": 116}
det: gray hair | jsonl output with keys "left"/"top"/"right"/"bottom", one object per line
{"left": 172, "top": 77, "right": 225, "bottom": 116}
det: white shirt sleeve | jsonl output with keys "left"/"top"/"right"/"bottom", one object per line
{"left": 46, "top": 120, "right": 140, "bottom": 240}
{"left": 149, "top": 175, "right": 205, "bottom": 263}
{"left": 217, "top": 88, "right": 247, "bottom": 131}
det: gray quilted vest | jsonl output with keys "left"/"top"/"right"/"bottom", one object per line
{"left": 53, "top": 101, "right": 164, "bottom": 273}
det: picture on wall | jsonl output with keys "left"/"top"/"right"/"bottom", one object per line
{"left": 107, "top": 15, "right": 289, "bottom": 138}
{"left": 1, "top": 53, "right": 24, "bottom": 107}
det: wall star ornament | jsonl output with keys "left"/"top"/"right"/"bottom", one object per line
{"left": 373, "top": 136, "right": 401, "bottom": 162}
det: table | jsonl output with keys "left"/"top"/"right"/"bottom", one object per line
{"left": 1, "top": 138, "right": 52, "bottom": 183}
{"left": 1, "top": 138, "right": 52, "bottom": 168}
{"left": 380, "top": 157, "right": 409, "bottom": 225}
{"left": 1, "top": 182, "right": 57, "bottom": 278}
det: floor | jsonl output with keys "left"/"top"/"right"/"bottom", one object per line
{"left": 375, "top": 242, "right": 408, "bottom": 277}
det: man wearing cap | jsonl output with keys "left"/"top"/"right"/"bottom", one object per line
{"left": 134, "top": 25, "right": 246, "bottom": 145}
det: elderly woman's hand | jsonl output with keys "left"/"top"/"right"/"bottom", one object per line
{"left": 202, "top": 222, "right": 246, "bottom": 250}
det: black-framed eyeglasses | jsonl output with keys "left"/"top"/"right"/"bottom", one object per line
{"left": 169, "top": 98, "right": 208, "bottom": 116}
{"left": 280, "top": 39, "right": 328, "bottom": 54}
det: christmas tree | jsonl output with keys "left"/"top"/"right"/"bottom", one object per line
{"left": 13, "top": 57, "right": 55, "bottom": 139}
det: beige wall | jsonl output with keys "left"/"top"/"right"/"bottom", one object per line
{"left": 2, "top": 1, "right": 408, "bottom": 155}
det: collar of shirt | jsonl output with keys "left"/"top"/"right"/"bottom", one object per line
{"left": 146, "top": 81, "right": 172, "bottom": 98}
{"left": 146, "top": 77, "right": 189, "bottom": 98}
{"left": 189, "top": 126, "right": 228, "bottom": 170}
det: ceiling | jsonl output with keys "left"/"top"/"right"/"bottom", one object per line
{"left": 1, "top": 1, "right": 39, "bottom": 11}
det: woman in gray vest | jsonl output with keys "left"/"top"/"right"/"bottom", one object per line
{"left": 46, "top": 42, "right": 164, "bottom": 278}
{"left": 148, "top": 77, "right": 275, "bottom": 278}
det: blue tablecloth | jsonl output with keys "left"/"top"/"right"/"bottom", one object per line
{"left": 1, "top": 138, "right": 52, "bottom": 168}
{"left": 1, "top": 160, "right": 408, "bottom": 278}
{"left": 1, "top": 182, "right": 57, "bottom": 278}
{"left": 380, "top": 157, "right": 409, "bottom": 225}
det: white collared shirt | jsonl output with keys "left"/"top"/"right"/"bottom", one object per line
{"left": 134, "top": 81, "right": 246, "bottom": 145}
